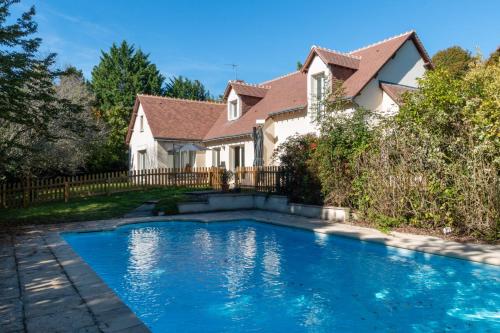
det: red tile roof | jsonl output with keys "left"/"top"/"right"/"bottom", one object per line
{"left": 303, "top": 47, "right": 361, "bottom": 70}
{"left": 344, "top": 30, "right": 431, "bottom": 97}
{"left": 127, "top": 31, "right": 430, "bottom": 143}
{"left": 303, "top": 30, "right": 431, "bottom": 98}
{"left": 125, "top": 95, "right": 225, "bottom": 143}
{"left": 379, "top": 81, "right": 416, "bottom": 106}
{"left": 204, "top": 71, "right": 307, "bottom": 141}
{"left": 223, "top": 81, "right": 270, "bottom": 99}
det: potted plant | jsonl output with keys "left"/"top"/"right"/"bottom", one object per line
{"left": 220, "top": 169, "right": 233, "bottom": 192}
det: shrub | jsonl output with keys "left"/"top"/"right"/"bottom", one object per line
{"left": 357, "top": 59, "right": 500, "bottom": 240}
{"left": 272, "top": 134, "right": 322, "bottom": 204}
{"left": 275, "top": 57, "right": 499, "bottom": 241}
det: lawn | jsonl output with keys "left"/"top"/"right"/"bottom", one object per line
{"left": 0, "top": 187, "right": 201, "bottom": 226}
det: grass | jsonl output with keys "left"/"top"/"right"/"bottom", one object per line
{"left": 0, "top": 187, "right": 203, "bottom": 226}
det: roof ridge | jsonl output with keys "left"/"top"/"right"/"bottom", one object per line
{"left": 259, "top": 70, "right": 300, "bottom": 85}
{"left": 138, "top": 94, "right": 226, "bottom": 105}
{"left": 348, "top": 30, "right": 415, "bottom": 54}
{"left": 313, "top": 46, "right": 362, "bottom": 60}
{"left": 229, "top": 80, "right": 271, "bottom": 89}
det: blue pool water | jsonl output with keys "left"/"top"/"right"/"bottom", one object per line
{"left": 63, "top": 221, "right": 500, "bottom": 332}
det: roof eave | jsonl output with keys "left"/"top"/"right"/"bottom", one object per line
{"left": 268, "top": 105, "right": 308, "bottom": 118}
{"left": 154, "top": 136, "right": 205, "bottom": 142}
{"left": 203, "top": 132, "right": 253, "bottom": 143}
{"left": 125, "top": 97, "right": 141, "bottom": 145}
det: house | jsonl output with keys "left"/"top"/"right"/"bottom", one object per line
{"left": 126, "top": 30, "right": 432, "bottom": 171}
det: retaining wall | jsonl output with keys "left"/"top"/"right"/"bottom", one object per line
{"left": 177, "top": 193, "right": 349, "bottom": 222}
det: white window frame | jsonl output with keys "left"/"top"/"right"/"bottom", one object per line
{"left": 212, "top": 148, "right": 221, "bottom": 167}
{"left": 137, "top": 150, "right": 147, "bottom": 170}
{"left": 175, "top": 150, "right": 196, "bottom": 168}
{"left": 232, "top": 145, "right": 245, "bottom": 169}
{"left": 312, "top": 72, "right": 326, "bottom": 113}
{"left": 229, "top": 99, "right": 239, "bottom": 120}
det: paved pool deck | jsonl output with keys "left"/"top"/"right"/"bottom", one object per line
{"left": 1, "top": 210, "right": 499, "bottom": 332}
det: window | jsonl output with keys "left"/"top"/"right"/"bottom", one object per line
{"left": 189, "top": 151, "right": 196, "bottom": 167}
{"left": 229, "top": 100, "right": 238, "bottom": 119}
{"left": 233, "top": 146, "right": 245, "bottom": 169}
{"left": 175, "top": 150, "right": 196, "bottom": 168}
{"left": 138, "top": 150, "right": 147, "bottom": 170}
{"left": 212, "top": 148, "right": 221, "bottom": 167}
{"left": 312, "top": 73, "right": 325, "bottom": 112}
{"left": 139, "top": 115, "right": 144, "bottom": 132}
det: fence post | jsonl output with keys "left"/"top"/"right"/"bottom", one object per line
{"left": 253, "top": 167, "right": 258, "bottom": 190}
{"left": 22, "top": 176, "right": 30, "bottom": 208}
{"left": 234, "top": 167, "right": 239, "bottom": 189}
{"left": 208, "top": 168, "right": 212, "bottom": 188}
{"left": 64, "top": 178, "right": 70, "bottom": 203}
{"left": 106, "top": 174, "right": 110, "bottom": 196}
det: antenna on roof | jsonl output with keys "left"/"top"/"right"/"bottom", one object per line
{"left": 225, "top": 63, "right": 239, "bottom": 80}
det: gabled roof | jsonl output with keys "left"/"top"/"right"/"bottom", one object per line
{"left": 125, "top": 95, "right": 225, "bottom": 144}
{"left": 302, "top": 47, "right": 361, "bottom": 71}
{"left": 379, "top": 81, "right": 417, "bottom": 106}
{"left": 344, "top": 30, "right": 431, "bottom": 98}
{"left": 204, "top": 71, "right": 307, "bottom": 141}
{"left": 127, "top": 31, "right": 430, "bottom": 144}
{"left": 302, "top": 30, "right": 432, "bottom": 98}
{"left": 223, "top": 80, "right": 270, "bottom": 100}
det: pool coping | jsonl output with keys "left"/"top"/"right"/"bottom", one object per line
{"left": 41, "top": 209, "right": 500, "bottom": 332}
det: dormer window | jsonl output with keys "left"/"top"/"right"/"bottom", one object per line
{"left": 312, "top": 73, "right": 325, "bottom": 102}
{"left": 229, "top": 100, "right": 238, "bottom": 120}
{"left": 312, "top": 72, "right": 326, "bottom": 112}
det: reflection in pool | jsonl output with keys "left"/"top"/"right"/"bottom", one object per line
{"left": 64, "top": 220, "right": 500, "bottom": 332}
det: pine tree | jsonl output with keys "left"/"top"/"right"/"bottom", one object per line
{"left": 90, "top": 41, "right": 164, "bottom": 168}
{"left": 164, "top": 76, "right": 211, "bottom": 101}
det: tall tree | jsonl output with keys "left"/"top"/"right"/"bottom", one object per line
{"left": 0, "top": 0, "right": 78, "bottom": 179}
{"left": 431, "top": 46, "right": 472, "bottom": 77}
{"left": 164, "top": 76, "right": 211, "bottom": 101}
{"left": 90, "top": 41, "right": 164, "bottom": 168}
{"left": 13, "top": 66, "right": 106, "bottom": 177}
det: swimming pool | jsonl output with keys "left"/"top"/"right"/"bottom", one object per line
{"left": 63, "top": 220, "right": 500, "bottom": 332}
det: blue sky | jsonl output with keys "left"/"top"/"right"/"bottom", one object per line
{"left": 11, "top": 0, "right": 500, "bottom": 95}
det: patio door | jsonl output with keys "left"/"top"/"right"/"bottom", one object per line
{"left": 233, "top": 146, "right": 245, "bottom": 169}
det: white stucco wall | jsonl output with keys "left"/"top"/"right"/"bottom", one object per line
{"left": 378, "top": 39, "right": 426, "bottom": 87}
{"left": 354, "top": 40, "right": 426, "bottom": 113}
{"left": 129, "top": 104, "right": 157, "bottom": 170}
{"left": 269, "top": 54, "right": 328, "bottom": 148}
{"left": 273, "top": 114, "right": 317, "bottom": 147}
{"left": 205, "top": 140, "right": 254, "bottom": 170}
{"left": 227, "top": 89, "right": 242, "bottom": 121}
{"left": 379, "top": 91, "right": 400, "bottom": 117}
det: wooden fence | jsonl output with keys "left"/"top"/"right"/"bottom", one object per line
{"left": 0, "top": 166, "right": 286, "bottom": 208}
{"left": 234, "top": 166, "right": 288, "bottom": 193}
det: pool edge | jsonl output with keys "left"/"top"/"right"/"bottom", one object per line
{"left": 52, "top": 209, "right": 500, "bottom": 267}
{"left": 44, "top": 231, "right": 151, "bottom": 333}
{"left": 43, "top": 209, "right": 498, "bottom": 332}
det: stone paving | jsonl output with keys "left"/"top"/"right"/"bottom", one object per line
{"left": 0, "top": 229, "right": 149, "bottom": 333}
{"left": 1, "top": 209, "right": 499, "bottom": 332}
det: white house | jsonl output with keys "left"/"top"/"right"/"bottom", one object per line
{"left": 126, "top": 30, "right": 432, "bottom": 171}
